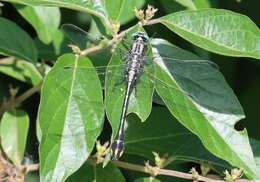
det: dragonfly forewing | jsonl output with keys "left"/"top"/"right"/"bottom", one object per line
{"left": 61, "top": 23, "right": 102, "bottom": 50}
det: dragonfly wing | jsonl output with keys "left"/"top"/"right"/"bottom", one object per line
{"left": 145, "top": 39, "right": 243, "bottom": 122}
{"left": 61, "top": 24, "right": 100, "bottom": 50}
{"left": 61, "top": 61, "right": 126, "bottom": 88}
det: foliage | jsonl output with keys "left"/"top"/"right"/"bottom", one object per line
{"left": 0, "top": 0, "right": 259, "bottom": 182}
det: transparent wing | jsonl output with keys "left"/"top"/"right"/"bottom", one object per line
{"left": 61, "top": 23, "right": 102, "bottom": 50}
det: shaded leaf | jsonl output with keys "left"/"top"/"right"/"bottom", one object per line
{"left": 0, "top": 17, "right": 37, "bottom": 62}
{"left": 172, "top": 0, "right": 197, "bottom": 10}
{"left": 125, "top": 107, "right": 230, "bottom": 171}
{"left": 34, "top": 29, "right": 71, "bottom": 61}
{"left": 38, "top": 54, "right": 104, "bottom": 181}
{"left": 0, "top": 109, "right": 29, "bottom": 165}
{"left": 0, "top": 57, "right": 42, "bottom": 85}
{"left": 249, "top": 138, "right": 260, "bottom": 173}
{"left": 160, "top": 9, "right": 260, "bottom": 59}
{"left": 172, "top": 0, "right": 211, "bottom": 10}
{"left": 15, "top": 5, "right": 61, "bottom": 44}
{"left": 67, "top": 163, "right": 125, "bottom": 182}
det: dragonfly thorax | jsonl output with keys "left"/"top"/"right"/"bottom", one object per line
{"left": 130, "top": 39, "right": 146, "bottom": 58}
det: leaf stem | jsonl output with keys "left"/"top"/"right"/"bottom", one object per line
{"left": 0, "top": 82, "right": 42, "bottom": 115}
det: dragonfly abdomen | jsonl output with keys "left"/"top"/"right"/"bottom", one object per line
{"left": 111, "top": 32, "right": 148, "bottom": 160}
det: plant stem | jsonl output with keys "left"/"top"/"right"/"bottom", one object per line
{"left": 25, "top": 164, "right": 39, "bottom": 173}
{"left": 143, "top": 18, "right": 161, "bottom": 26}
{"left": 0, "top": 82, "right": 42, "bottom": 115}
{"left": 80, "top": 25, "right": 136, "bottom": 56}
{"left": 112, "top": 160, "right": 250, "bottom": 182}
{"left": 17, "top": 160, "right": 251, "bottom": 182}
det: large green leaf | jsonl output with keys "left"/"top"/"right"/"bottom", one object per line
{"left": 15, "top": 5, "right": 61, "bottom": 44}
{"left": 160, "top": 9, "right": 260, "bottom": 59}
{"left": 125, "top": 107, "right": 230, "bottom": 171}
{"left": 0, "top": 57, "right": 42, "bottom": 85}
{"left": 67, "top": 163, "right": 125, "bottom": 182}
{"left": 150, "top": 39, "right": 259, "bottom": 178}
{"left": 0, "top": 109, "right": 29, "bottom": 165}
{"left": 2, "top": 0, "right": 109, "bottom": 27}
{"left": 0, "top": 17, "right": 37, "bottom": 63}
{"left": 38, "top": 54, "right": 104, "bottom": 181}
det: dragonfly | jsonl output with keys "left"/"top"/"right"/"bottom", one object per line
{"left": 48, "top": 24, "right": 220, "bottom": 161}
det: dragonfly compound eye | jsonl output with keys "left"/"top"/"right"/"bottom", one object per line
{"left": 132, "top": 31, "right": 149, "bottom": 43}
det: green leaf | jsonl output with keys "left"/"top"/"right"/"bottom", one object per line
{"left": 125, "top": 107, "right": 230, "bottom": 171}
{"left": 15, "top": 5, "right": 61, "bottom": 44}
{"left": 151, "top": 39, "right": 259, "bottom": 179}
{"left": 105, "top": 0, "right": 145, "bottom": 24}
{"left": 193, "top": 0, "right": 211, "bottom": 8}
{"left": 160, "top": 9, "right": 260, "bottom": 59}
{"left": 0, "top": 109, "right": 29, "bottom": 165}
{"left": 133, "top": 177, "right": 161, "bottom": 182}
{"left": 3, "top": 0, "right": 109, "bottom": 27}
{"left": 105, "top": 27, "right": 154, "bottom": 140}
{"left": 250, "top": 138, "right": 260, "bottom": 173}
{"left": 0, "top": 17, "right": 37, "bottom": 62}
{"left": 67, "top": 163, "right": 125, "bottom": 182}
{"left": 0, "top": 57, "right": 42, "bottom": 85}
{"left": 38, "top": 54, "right": 104, "bottom": 181}
{"left": 34, "top": 29, "right": 71, "bottom": 61}
{"left": 172, "top": 0, "right": 197, "bottom": 10}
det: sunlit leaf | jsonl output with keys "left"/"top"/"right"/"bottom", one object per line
{"left": 38, "top": 54, "right": 104, "bottom": 181}
{"left": 15, "top": 5, "right": 60, "bottom": 44}
{"left": 2, "top": 0, "right": 109, "bottom": 28}
{"left": 160, "top": 9, "right": 260, "bottom": 59}
{"left": 105, "top": 0, "right": 145, "bottom": 24}
{"left": 0, "top": 109, "right": 29, "bottom": 165}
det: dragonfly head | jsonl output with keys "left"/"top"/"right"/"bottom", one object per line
{"left": 132, "top": 31, "right": 149, "bottom": 43}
